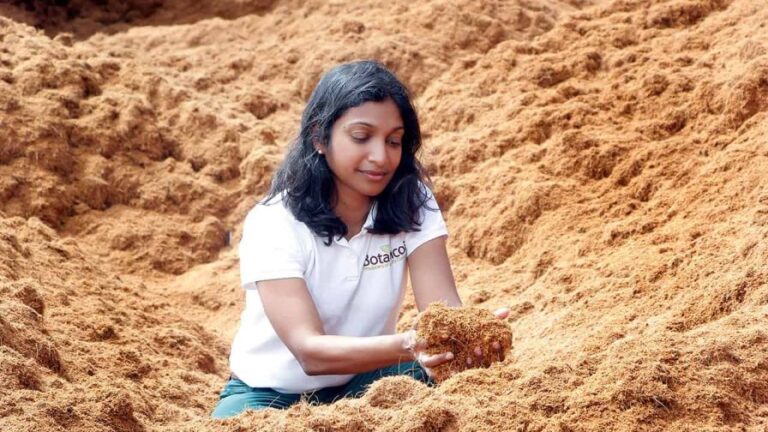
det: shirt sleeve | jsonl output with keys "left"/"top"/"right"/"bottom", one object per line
{"left": 404, "top": 187, "right": 448, "bottom": 257}
{"left": 238, "top": 203, "right": 308, "bottom": 288}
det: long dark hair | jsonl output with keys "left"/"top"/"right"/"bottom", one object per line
{"left": 265, "top": 60, "right": 430, "bottom": 245}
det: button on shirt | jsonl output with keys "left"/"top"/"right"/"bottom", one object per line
{"left": 229, "top": 189, "right": 448, "bottom": 393}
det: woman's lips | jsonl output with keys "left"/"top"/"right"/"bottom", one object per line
{"left": 358, "top": 170, "right": 387, "bottom": 181}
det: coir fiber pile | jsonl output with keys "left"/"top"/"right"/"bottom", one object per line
{"left": 1, "top": 0, "right": 767, "bottom": 430}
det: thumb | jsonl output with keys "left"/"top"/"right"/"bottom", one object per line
{"left": 417, "top": 351, "right": 455, "bottom": 369}
{"left": 493, "top": 307, "right": 510, "bottom": 320}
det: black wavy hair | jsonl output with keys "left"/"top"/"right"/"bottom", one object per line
{"left": 264, "top": 60, "right": 431, "bottom": 245}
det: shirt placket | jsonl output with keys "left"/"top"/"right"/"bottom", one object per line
{"left": 334, "top": 237, "right": 361, "bottom": 282}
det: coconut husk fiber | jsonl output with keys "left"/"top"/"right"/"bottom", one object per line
{"left": 3, "top": 0, "right": 768, "bottom": 430}
{"left": 415, "top": 303, "right": 513, "bottom": 382}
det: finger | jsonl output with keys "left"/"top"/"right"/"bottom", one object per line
{"left": 492, "top": 341, "right": 501, "bottom": 351}
{"left": 466, "top": 356, "right": 473, "bottom": 366}
{"left": 419, "top": 352, "right": 454, "bottom": 369}
{"left": 474, "top": 346, "right": 483, "bottom": 357}
{"left": 493, "top": 307, "right": 510, "bottom": 320}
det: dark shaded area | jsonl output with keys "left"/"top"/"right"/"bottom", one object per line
{"left": 1, "top": 0, "right": 277, "bottom": 39}
{"left": 5, "top": 0, "right": 163, "bottom": 30}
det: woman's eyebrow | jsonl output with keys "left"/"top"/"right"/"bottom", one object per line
{"left": 346, "top": 121, "right": 404, "bottom": 133}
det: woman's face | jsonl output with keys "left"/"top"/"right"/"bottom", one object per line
{"left": 320, "top": 98, "right": 404, "bottom": 205}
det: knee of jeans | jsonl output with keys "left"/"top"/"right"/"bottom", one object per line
{"left": 218, "top": 378, "right": 251, "bottom": 399}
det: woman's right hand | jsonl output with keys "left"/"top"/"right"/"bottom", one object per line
{"left": 402, "top": 330, "right": 454, "bottom": 377}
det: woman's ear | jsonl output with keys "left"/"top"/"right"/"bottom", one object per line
{"left": 311, "top": 127, "right": 326, "bottom": 155}
{"left": 313, "top": 137, "right": 326, "bottom": 155}
{"left": 313, "top": 142, "right": 325, "bottom": 155}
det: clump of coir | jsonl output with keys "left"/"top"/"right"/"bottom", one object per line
{"left": 362, "top": 375, "right": 431, "bottom": 409}
{"left": 415, "top": 303, "right": 513, "bottom": 382}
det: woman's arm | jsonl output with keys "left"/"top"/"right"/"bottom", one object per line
{"left": 256, "top": 278, "right": 452, "bottom": 375}
{"left": 407, "top": 235, "right": 462, "bottom": 311}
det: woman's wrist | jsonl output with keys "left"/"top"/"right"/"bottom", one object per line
{"left": 400, "top": 330, "right": 418, "bottom": 359}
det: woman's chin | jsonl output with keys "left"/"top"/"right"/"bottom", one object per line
{"left": 360, "top": 187, "right": 387, "bottom": 198}
{"left": 353, "top": 180, "right": 392, "bottom": 197}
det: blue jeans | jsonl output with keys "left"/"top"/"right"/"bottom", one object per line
{"left": 211, "top": 361, "right": 430, "bottom": 419}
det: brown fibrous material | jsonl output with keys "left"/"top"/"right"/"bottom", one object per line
{"left": 416, "top": 303, "right": 513, "bottom": 382}
{"left": 2, "top": 0, "right": 768, "bottom": 430}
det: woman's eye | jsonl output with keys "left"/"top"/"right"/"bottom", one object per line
{"left": 351, "top": 135, "right": 368, "bottom": 143}
{"left": 388, "top": 138, "right": 402, "bottom": 146}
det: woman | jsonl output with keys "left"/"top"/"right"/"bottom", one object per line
{"left": 212, "top": 60, "right": 507, "bottom": 418}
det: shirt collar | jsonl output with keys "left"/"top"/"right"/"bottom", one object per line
{"left": 331, "top": 201, "right": 377, "bottom": 245}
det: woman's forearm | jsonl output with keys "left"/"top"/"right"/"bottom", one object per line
{"left": 298, "top": 333, "right": 414, "bottom": 376}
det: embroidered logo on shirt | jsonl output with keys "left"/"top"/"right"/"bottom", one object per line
{"left": 363, "top": 242, "right": 406, "bottom": 270}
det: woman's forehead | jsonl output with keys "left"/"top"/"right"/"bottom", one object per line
{"left": 338, "top": 99, "right": 403, "bottom": 131}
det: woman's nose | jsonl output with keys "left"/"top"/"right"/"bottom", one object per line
{"left": 367, "top": 139, "right": 387, "bottom": 164}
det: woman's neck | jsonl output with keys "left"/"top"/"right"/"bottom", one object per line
{"left": 332, "top": 187, "right": 372, "bottom": 239}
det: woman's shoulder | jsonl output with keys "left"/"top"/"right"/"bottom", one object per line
{"left": 244, "top": 195, "right": 311, "bottom": 238}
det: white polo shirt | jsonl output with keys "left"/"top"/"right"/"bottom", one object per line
{"left": 229, "top": 188, "right": 448, "bottom": 393}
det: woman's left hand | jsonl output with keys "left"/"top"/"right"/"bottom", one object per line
{"left": 466, "top": 307, "right": 510, "bottom": 366}
{"left": 402, "top": 330, "right": 454, "bottom": 378}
